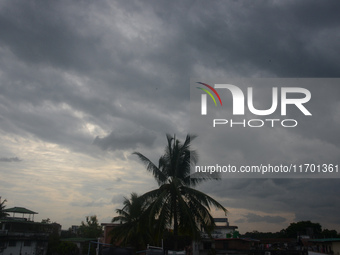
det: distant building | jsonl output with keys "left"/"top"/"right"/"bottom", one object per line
{"left": 193, "top": 217, "right": 244, "bottom": 255}
{"left": 0, "top": 207, "right": 61, "bottom": 255}
{"left": 308, "top": 238, "right": 340, "bottom": 255}
{"left": 101, "top": 223, "right": 122, "bottom": 246}
{"left": 71, "top": 225, "right": 79, "bottom": 235}
{"left": 201, "top": 217, "right": 238, "bottom": 239}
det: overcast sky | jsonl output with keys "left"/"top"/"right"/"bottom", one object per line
{"left": 1, "top": 0, "right": 340, "bottom": 233}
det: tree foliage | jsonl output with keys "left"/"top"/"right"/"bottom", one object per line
{"left": 56, "top": 241, "right": 79, "bottom": 255}
{"left": 41, "top": 218, "right": 51, "bottom": 224}
{"left": 321, "top": 229, "right": 339, "bottom": 238}
{"left": 285, "top": 221, "right": 322, "bottom": 238}
{"left": 78, "top": 215, "right": 102, "bottom": 238}
{"left": 243, "top": 221, "right": 339, "bottom": 239}
{"left": 46, "top": 222, "right": 61, "bottom": 255}
{"left": 111, "top": 193, "right": 152, "bottom": 250}
{"left": 0, "top": 196, "right": 9, "bottom": 218}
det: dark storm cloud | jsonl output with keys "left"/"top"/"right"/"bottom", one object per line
{"left": 0, "top": 0, "right": 190, "bottom": 153}
{"left": 0, "top": 1, "right": 103, "bottom": 71}
{"left": 0, "top": 157, "right": 22, "bottom": 162}
{"left": 201, "top": 178, "right": 340, "bottom": 227}
{"left": 93, "top": 128, "right": 156, "bottom": 151}
{"left": 180, "top": 0, "right": 340, "bottom": 77}
{"left": 1, "top": 0, "right": 338, "bottom": 149}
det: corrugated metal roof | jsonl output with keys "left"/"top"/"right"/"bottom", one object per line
{"left": 2, "top": 207, "right": 38, "bottom": 214}
{"left": 309, "top": 238, "right": 340, "bottom": 242}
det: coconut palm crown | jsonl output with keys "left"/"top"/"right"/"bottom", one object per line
{"left": 111, "top": 193, "right": 152, "bottom": 249}
{"left": 133, "top": 134, "right": 227, "bottom": 244}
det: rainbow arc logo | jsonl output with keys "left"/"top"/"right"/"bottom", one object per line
{"left": 196, "top": 82, "right": 222, "bottom": 115}
{"left": 196, "top": 82, "right": 223, "bottom": 106}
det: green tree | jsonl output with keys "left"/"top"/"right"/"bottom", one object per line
{"left": 61, "top": 228, "right": 77, "bottom": 238}
{"left": 41, "top": 218, "right": 51, "bottom": 224}
{"left": 322, "top": 229, "right": 339, "bottom": 238}
{"left": 111, "top": 193, "right": 151, "bottom": 250}
{"left": 56, "top": 241, "right": 79, "bottom": 255}
{"left": 47, "top": 224, "right": 61, "bottom": 255}
{"left": 285, "top": 221, "right": 322, "bottom": 238}
{"left": 78, "top": 215, "right": 102, "bottom": 238}
{"left": 134, "top": 134, "right": 227, "bottom": 249}
{"left": 0, "top": 197, "right": 9, "bottom": 218}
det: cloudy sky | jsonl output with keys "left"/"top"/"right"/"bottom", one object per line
{"left": 1, "top": 0, "right": 340, "bottom": 233}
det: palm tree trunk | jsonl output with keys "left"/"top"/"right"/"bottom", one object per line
{"left": 173, "top": 196, "right": 178, "bottom": 250}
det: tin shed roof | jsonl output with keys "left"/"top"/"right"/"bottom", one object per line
{"left": 2, "top": 207, "right": 38, "bottom": 214}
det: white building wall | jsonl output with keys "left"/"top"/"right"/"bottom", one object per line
{"left": 332, "top": 242, "right": 340, "bottom": 255}
{"left": 1, "top": 240, "right": 47, "bottom": 255}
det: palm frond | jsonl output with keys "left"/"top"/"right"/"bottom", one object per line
{"left": 181, "top": 186, "right": 227, "bottom": 213}
{"left": 132, "top": 152, "right": 167, "bottom": 184}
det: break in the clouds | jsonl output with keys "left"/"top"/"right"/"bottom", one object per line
{"left": 240, "top": 213, "right": 286, "bottom": 224}
{"left": 0, "top": 0, "right": 340, "bottom": 232}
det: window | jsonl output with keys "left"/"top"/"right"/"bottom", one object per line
{"left": 8, "top": 241, "right": 16, "bottom": 247}
{"left": 24, "top": 241, "right": 31, "bottom": 246}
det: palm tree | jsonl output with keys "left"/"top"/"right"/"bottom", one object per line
{"left": 111, "top": 193, "right": 152, "bottom": 250}
{"left": 0, "top": 196, "right": 9, "bottom": 218}
{"left": 133, "top": 134, "right": 227, "bottom": 249}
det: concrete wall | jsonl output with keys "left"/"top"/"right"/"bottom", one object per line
{"left": 1, "top": 240, "right": 47, "bottom": 255}
{"left": 332, "top": 242, "right": 340, "bottom": 255}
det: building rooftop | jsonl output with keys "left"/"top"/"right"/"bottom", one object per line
{"left": 61, "top": 237, "right": 97, "bottom": 243}
{"left": 2, "top": 207, "right": 38, "bottom": 214}
{"left": 2, "top": 207, "right": 38, "bottom": 221}
{"left": 309, "top": 238, "right": 340, "bottom": 243}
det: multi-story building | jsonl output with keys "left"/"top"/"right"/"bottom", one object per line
{"left": 0, "top": 207, "right": 61, "bottom": 255}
